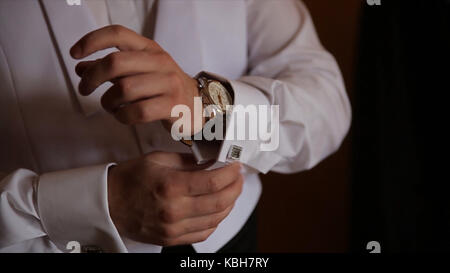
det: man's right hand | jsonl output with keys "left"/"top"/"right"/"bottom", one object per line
{"left": 107, "top": 152, "right": 243, "bottom": 247}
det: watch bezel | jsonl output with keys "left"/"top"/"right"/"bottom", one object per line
{"left": 180, "top": 72, "right": 234, "bottom": 148}
{"left": 206, "top": 80, "right": 232, "bottom": 112}
{"left": 197, "top": 77, "right": 233, "bottom": 114}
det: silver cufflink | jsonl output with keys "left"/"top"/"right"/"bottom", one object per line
{"left": 227, "top": 145, "right": 243, "bottom": 162}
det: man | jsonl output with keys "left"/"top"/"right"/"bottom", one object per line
{"left": 0, "top": 0, "right": 351, "bottom": 253}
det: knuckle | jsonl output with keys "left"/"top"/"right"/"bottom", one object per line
{"left": 208, "top": 177, "right": 221, "bottom": 193}
{"left": 105, "top": 52, "right": 122, "bottom": 72}
{"left": 215, "top": 197, "right": 227, "bottom": 212}
{"left": 111, "top": 24, "right": 126, "bottom": 36}
{"left": 159, "top": 205, "right": 179, "bottom": 224}
{"left": 167, "top": 72, "right": 183, "bottom": 90}
{"left": 161, "top": 225, "right": 179, "bottom": 239}
{"left": 156, "top": 181, "right": 175, "bottom": 198}
{"left": 116, "top": 78, "right": 132, "bottom": 97}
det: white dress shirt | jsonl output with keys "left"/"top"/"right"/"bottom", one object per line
{"left": 0, "top": 0, "right": 351, "bottom": 253}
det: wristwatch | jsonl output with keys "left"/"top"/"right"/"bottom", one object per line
{"left": 180, "top": 72, "right": 234, "bottom": 146}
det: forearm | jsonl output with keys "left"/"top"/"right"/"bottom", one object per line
{"left": 212, "top": 0, "right": 351, "bottom": 174}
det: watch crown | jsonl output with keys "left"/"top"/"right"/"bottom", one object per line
{"left": 197, "top": 77, "right": 206, "bottom": 90}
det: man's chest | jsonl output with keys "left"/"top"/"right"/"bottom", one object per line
{"left": 0, "top": 0, "right": 248, "bottom": 172}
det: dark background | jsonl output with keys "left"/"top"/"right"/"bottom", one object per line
{"left": 257, "top": 0, "right": 450, "bottom": 253}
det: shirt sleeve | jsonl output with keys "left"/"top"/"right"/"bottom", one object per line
{"left": 215, "top": 0, "right": 352, "bottom": 174}
{"left": 0, "top": 164, "right": 130, "bottom": 253}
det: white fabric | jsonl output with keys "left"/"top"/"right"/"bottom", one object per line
{"left": 0, "top": 0, "right": 351, "bottom": 253}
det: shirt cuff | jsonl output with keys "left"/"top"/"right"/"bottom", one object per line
{"left": 219, "top": 79, "right": 283, "bottom": 174}
{"left": 37, "top": 163, "right": 127, "bottom": 253}
{"left": 191, "top": 71, "right": 283, "bottom": 174}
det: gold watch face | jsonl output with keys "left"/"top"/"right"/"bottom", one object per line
{"left": 207, "top": 81, "right": 231, "bottom": 111}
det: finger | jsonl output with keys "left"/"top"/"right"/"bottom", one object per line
{"left": 158, "top": 204, "right": 233, "bottom": 239}
{"left": 182, "top": 162, "right": 242, "bottom": 196}
{"left": 75, "top": 59, "right": 99, "bottom": 77}
{"left": 101, "top": 73, "right": 174, "bottom": 113}
{"left": 78, "top": 51, "right": 168, "bottom": 96}
{"left": 76, "top": 60, "right": 121, "bottom": 85}
{"left": 186, "top": 174, "right": 244, "bottom": 217}
{"left": 145, "top": 152, "right": 214, "bottom": 171}
{"left": 70, "top": 25, "right": 159, "bottom": 59}
{"left": 161, "top": 227, "right": 216, "bottom": 247}
{"left": 114, "top": 95, "right": 172, "bottom": 125}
